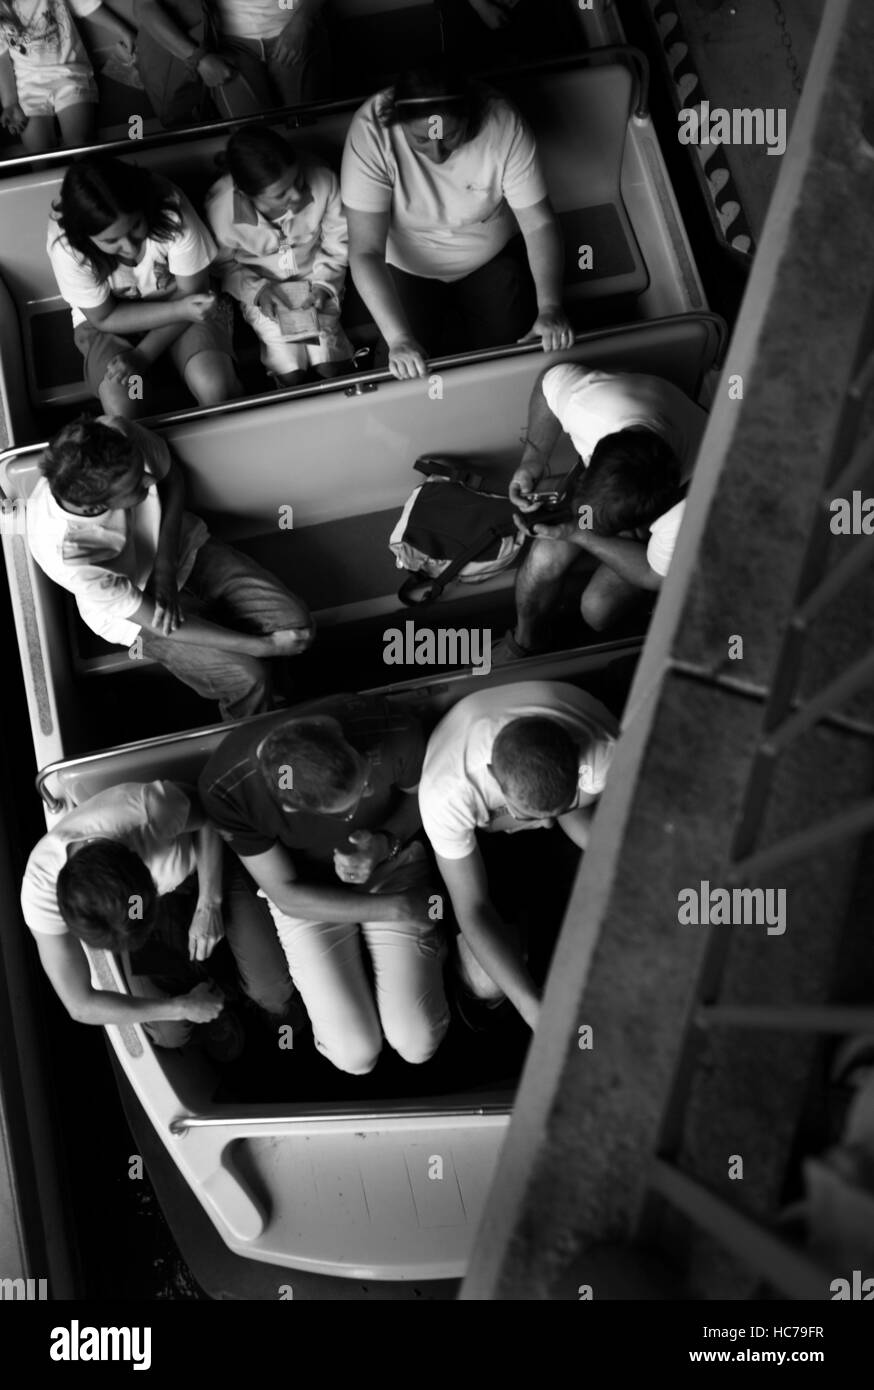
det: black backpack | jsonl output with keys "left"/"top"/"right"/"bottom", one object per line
{"left": 388, "top": 456, "right": 522, "bottom": 606}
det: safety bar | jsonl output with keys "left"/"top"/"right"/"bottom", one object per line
{"left": 169, "top": 1097, "right": 513, "bottom": 1135}
{"left": 0, "top": 47, "right": 650, "bottom": 177}
{"left": 0, "top": 314, "right": 728, "bottom": 464}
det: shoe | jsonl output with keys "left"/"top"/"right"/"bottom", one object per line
{"left": 259, "top": 989, "right": 312, "bottom": 1045}
{"left": 195, "top": 1008, "right": 246, "bottom": 1063}
{"left": 451, "top": 980, "right": 511, "bottom": 1032}
{"left": 490, "top": 629, "right": 543, "bottom": 667}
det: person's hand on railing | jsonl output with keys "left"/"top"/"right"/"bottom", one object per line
{"left": 387, "top": 335, "right": 427, "bottom": 380}
{"left": 1, "top": 103, "right": 28, "bottom": 135}
{"left": 519, "top": 306, "right": 574, "bottom": 355}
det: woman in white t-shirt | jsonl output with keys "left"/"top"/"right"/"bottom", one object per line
{"left": 47, "top": 154, "right": 241, "bottom": 418}
{"left": 0, "top": 0, "right": 134, "bottom": 152}
{"left": 341, "top": 64, "right": 573, "bottom": 380}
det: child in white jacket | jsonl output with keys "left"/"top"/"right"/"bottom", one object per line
{"left": 206, "top": 124, "right": 355, "bottom": 387}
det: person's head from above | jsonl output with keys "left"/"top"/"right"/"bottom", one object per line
{"left": 258, "top": 717, "right": 374, "bottom": 819}
{"left": 488, "top": 717, "right": 582, "bottom": 822}
{"left": 378, "top": 65, "right": 489, "bottom": 165}
{"left": 55, "top": 155, "right": 182, "bottom": 278}
{"left": 224, "top": 126, "right": 311, "bottom": 223}
{"left": 57, "top": 838, "right": 158, "bottom": 953}
{"left": 575, "top": 428, "right": 683, "bottom": 536}
{"left": 42, "top": 416, "right": 150, "bottom": 515}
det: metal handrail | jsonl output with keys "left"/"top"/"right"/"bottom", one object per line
{"left": 0, "top": 47, "right": 650, "bottom": 178}
{"left": 0, "top": 313, "right": 728, "bottom": 467}
{"left": 169, "top": 1097, "right": 513, "bottom": 1135}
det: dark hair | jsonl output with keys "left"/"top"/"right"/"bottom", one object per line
{"left": 491, "top": 717, "right": 580, "bottom": 814}
{"left": 56, "top": 840, "right": 157, "bottom": 952}
{"left": 0, "top": 3, "right": 24, "bottom": 34}
{"left": 53, "top": 156, "right": 183, "bottom": 280}
{"left": 576, "top": 429, "right": 683, "bottom": 534}
{"left": 257, "top": 719, "right": 360, "bottom": 812}
{"left": 42, "top": 416, "right": 141, "bottom": 508}
{"left": 377, "top": 65, "right": 490, "bottom": 142}
{"left": 224, "top": 125, "right": 301, "bottom": 198}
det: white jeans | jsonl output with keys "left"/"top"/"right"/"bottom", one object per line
{"left": 243, "top": 300, "right": 353, "bottom": 376}
{"left": 262, "top": 843, "right": 450, "bottom": 1075}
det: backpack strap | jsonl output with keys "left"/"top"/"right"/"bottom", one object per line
{"left": 398, "top": 521, "right": 516, "bottom": 606}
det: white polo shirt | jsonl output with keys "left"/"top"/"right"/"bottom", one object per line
{"left": 47, "top": 180, "right": 217, "bottom": 329}
{"left": 215, "top": 0, "right": 288, "bottom": 40}
{"left": 419, "top": 681, "right": 618, "bottom": 860}
{"left": 341, "top": 90, "right": 547, "bottom": 282}
{"left": 21, "top": 781, "right": 197, "bottom": 937}
{"left": 541, "top": 365, "right": 708, "bottom": 577}
{"left": 26, "top": 417, "right": 207, "bottom": 648}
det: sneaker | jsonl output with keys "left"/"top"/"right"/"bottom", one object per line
{"left": 195, "top": 1009, "right": 246, "bottom": 1063}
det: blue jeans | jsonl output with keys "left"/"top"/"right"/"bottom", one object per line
{"left": 139, "top": 537, "right": 311, "bottom": 721}
{"left": 211, "top": 23, "right": 332, "bottom": 119}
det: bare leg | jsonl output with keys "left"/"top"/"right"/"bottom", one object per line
{"left": 514, "top": 536, "right": 581, "bottom": 651}
{"left": 580, "top": 563, "right": 649, "bottom": 632}
{"left": 19, "top": 115, "right": 56, "bottom": 153}
{"left": 183, "top": 349, "right": 241, "bottom": 406}
{"left": 56, "top": 101, "right": 98, "bottom": 148}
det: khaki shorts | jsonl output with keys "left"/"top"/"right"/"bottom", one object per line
{"left": 73, "top": 301, "right": 235, "bottom": 396}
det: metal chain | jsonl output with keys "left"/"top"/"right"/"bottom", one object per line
{"left": 772, "top": 0, "right": 804, "bottom": 96}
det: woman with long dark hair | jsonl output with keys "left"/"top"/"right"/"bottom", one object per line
{"left": 206, "top": 125, "right": 354, "bottom": 388}
{"left": 47, "top": 155, "right": 241, "bottom": 417}
{"left": 341, "top": 64, "right": 573, "bottom": 380}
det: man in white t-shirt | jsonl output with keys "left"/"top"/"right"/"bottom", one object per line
{"left": 419, "top": 681, "right": 617, "bottom": 1029}
{"left": 494, "top": 365, "right": 708, "bottom": 660}
{"left": 26, "top": 413, "right": 314, "bottom": 720}
{"left": 341, "top": 67, "right": 573, "bottom": 378}
{"left": 21, "top": 780, "right": 295, "bottom": 1049}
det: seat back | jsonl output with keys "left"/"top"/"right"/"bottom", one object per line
{"left": 37, "top": 640, "right": 641, "bottom": 813}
